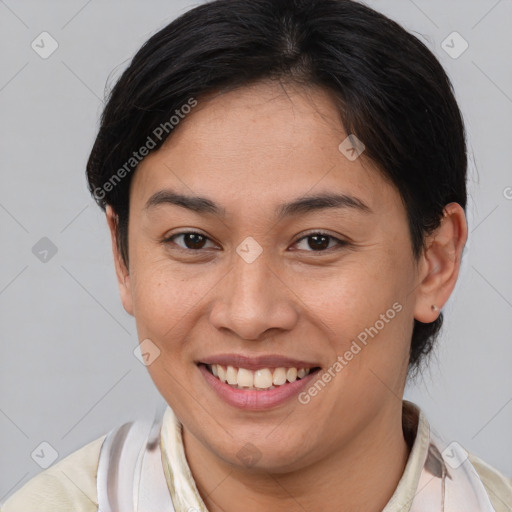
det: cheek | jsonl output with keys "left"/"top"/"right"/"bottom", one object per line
{"left": 302, "top": 248, "right": 414, "bottom": 370}
{"left": 305, "top": 256, "right": 408, "bottom": 326}
{"left": 128, "top": 248, "right": 220, "bottom": 351}
{"left": 128, "top": 245, "right": 190, "bottom": 337}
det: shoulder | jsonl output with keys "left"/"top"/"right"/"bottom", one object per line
{"left": 1, "top": 434, "right": 106, "bottom": 512}
{"left": 469, "top": 452, "right": 512, "bottom": 512}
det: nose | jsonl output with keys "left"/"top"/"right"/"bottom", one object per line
{"left": 208, "top": 251, "right": 299, "bottom": 341}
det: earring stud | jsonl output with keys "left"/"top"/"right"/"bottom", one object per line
{"left": 431, "top": 304, "right": 438, "bottom": 312}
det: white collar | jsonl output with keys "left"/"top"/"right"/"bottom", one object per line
{"left": 160, "top": 401, "right": 426, "bottom": 511}
{"left": 160, "top": 400, "right": 495, "bottom": 511}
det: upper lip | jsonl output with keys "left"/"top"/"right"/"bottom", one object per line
{"left": 198, "top": 354, "right": 321, "bottom": 370}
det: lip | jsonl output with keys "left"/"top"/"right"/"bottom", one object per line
{"left": 198, "top": 353, "right": 320, "bottom": 371}
{"left": 198, "top": 363, "right": 321, "bottom": 411}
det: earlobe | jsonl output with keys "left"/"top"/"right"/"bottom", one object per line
{"left": 106, "top": 205, "right": 134, "bottom": 316}
{"left": 413, "top": 203, "right": 468, "bottom": 323}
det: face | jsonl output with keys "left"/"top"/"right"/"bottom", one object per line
{"left": 111, "top": 81, "right": 427, "bottom": 472}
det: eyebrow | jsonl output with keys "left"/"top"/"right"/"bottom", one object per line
{"left": 144, "top": 189, "right": 372, "bottom": 218}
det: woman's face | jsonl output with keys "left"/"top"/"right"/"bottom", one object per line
{"left": 115, "top": 81, "right": 424, "bottom": 471}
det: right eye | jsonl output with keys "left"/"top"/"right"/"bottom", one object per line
{"left": 162, "top": 231, "right": 218, "bottom": 251}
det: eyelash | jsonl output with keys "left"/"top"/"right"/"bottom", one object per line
{"left": 162, "top": 230, "right": 349, "bottom": 254}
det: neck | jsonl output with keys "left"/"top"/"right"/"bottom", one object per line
{"left": 182, "top": 403, "right": 410, "bottom": 512}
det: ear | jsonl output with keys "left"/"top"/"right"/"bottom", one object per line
{"left": 413, "top": 202, "right": 468, "bottom": 323}
{"left": 106, "top": 205, "right": 134, "bottom": 316}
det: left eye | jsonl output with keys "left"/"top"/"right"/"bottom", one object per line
{"left": 293, "top": 232, "right": 347, "bottom": 252}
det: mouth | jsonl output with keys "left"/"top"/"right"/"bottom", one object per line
{"left": 202, "top": 363, "right": 320, "bottom": 390}
{"left": 197, "top": 358, "right": 322, "bottom": 410}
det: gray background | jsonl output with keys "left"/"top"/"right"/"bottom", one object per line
{"left": 1, "top": 0, "right": 511, "bottom": 502}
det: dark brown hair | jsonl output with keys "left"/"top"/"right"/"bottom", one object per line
{"left": 86, "top": 0, "right": 467, "bottom": 373}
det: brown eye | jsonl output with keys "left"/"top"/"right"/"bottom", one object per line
{"left": 307, "top": 234, "right": 330, "bottom": 251}
{"left": 293, "top": 232, "right": 348, "bottom": 252}
{"left": 182, "top": 233, "right": 207, "bottom": 249}
{"left": 165, "top": 232, "right": 215, "bottom": 251}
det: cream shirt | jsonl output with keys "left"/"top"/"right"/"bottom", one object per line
{"left": 2, "top": 401, "right": 511, "bottom": 512}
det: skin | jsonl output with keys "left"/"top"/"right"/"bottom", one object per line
{"left": 106, "top": 80, "right": 467, "bottom": 512}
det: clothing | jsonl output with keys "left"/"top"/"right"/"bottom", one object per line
{"left": 2, "top": 401, "right": 511, "bottom": 511}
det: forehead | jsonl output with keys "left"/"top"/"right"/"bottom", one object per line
{"left": 130, "top": 81, "right": 399, "bottom": 217}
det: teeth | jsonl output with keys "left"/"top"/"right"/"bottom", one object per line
{"left": 272, "top": 367, "right": 287, "bottom": 385}
{"left": 254, "top": 369, "right": 273, "bottom": 389}
{"left": 226, "top": 365, "right": 238, "bottom": 385}
{"left": 286, "top": 367, "right": 297, "bottom": 382}
{"left": 237, "top": 367, "right": 254, "bottom": 388}
{"left": 217, "top": 365, "right": 226, "bottom": 382}
{"left": 208, "top": 364, "right": 312, "bottom": 389}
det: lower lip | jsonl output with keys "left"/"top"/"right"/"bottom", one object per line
{"left": 198, "top": 364, "right": 320, "bottom": 411}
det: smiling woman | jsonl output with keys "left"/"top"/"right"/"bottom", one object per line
{"left": 2, "top": 0, "right": 511, "bottom": 511}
